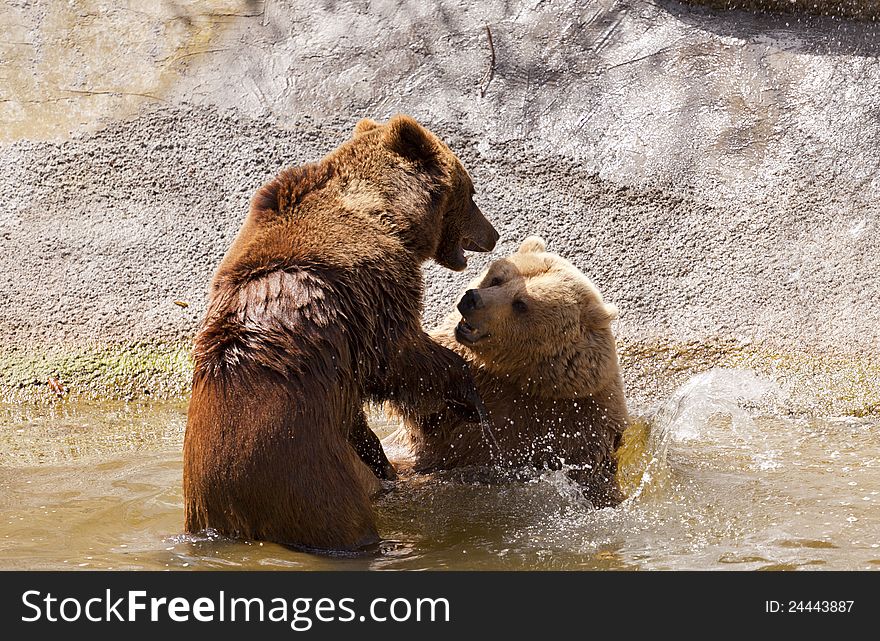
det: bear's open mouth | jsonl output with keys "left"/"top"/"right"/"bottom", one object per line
{"left": 455, "top": 318, "right": 489, "bottom": 345}
{"left": 450, "top": 244, "right": 468, "bottom": 271}
{"left": 450, "top": 237, "right": 491, "bottom": 271}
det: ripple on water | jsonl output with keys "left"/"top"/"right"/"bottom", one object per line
{"left": 1, "top": 372, "right": 879, "bottom": 570}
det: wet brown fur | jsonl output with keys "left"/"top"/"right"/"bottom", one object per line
{"left": 388, "top": 237, "right": 628, "bottom": 507}
{"left": 183, "top": 116, "right": 498, "bottom": 551}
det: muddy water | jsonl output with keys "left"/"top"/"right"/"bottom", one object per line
{"left": 1, "top": 370, "right": 878, "bottom": 570}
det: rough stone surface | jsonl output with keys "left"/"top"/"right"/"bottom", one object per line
{"left": 686, "top": 1, "right": 880, "bottom": 20}
{"left": 2, "top": 0, "right": 879, "bottom": 413}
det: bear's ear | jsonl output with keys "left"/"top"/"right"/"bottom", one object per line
{"left": 384, "top": 115, "right": 438, "bottom": 163}
{"left": 582, "top": 300, "right": 618, "bottom": 328}
{"left": 518, "top": 236, "right": 547, "bottom": 254}
{"left": 353, "top": 118, "right": 380, "bottom": 138}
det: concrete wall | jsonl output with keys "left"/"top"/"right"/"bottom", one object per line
{"left": 2, "top": 0, "right": 879, "bottom": 414}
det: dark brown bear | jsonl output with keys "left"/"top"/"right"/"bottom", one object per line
{"left": 386, "top": 237, "right": 627, "bottom": 507}
{"left": 183, "top": 115, "right": 498, "bottom": 551}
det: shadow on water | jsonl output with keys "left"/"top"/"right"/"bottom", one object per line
{"left": 1, "top": 372, "right": 879, "bottom": 570}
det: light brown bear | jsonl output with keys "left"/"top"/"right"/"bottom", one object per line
{"left": 184, "top": 115, "right": 498, "bottom": 552}
{"left": 388, "top": 236, "right": 627, "bottom": 507}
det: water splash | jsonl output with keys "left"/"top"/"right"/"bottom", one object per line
{"left": 649, "top": 368, "right": 778, "bottom": 453}
{"left": 535, "top": 464, "right": 597, "bottom": 509}
{"left": 476, "top": 402, "right": 502, "bottom": 460}
{"left": 4, "top": 400, "right": 880, "bottom": 570}
{"left": 623, "top": 368, "right": 780, "bottom": 501}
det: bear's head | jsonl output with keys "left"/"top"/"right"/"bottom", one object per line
{"left": 349, "top": 115, "right": 498, "bottom": 271}
{"left": 448, "top": 236, "right": 620, "bottom": 398}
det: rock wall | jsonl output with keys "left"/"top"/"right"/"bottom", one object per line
{"left": 686, "top": 1, "right": 880, "bottom": 20}
{"left": 2, "top": 0, "right": 879, "bottom": 413}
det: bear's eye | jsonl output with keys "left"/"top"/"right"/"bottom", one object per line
{"left": 489, "top": 276, "right": 504, "bottom": 287}
{"left": 512, "top": 299, "right": 528, "bottom": 314}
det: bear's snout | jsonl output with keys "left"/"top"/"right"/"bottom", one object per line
{"left": 458, "top": 289, "right": 484, "bottom": 314}
{"left": 461, "top": 203, "right": 499, "bottom": 252}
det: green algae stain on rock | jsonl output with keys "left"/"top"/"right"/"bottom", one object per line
{"left": 618, "top": 338, "right": 880, "bottom": 418}
{"left": 0, "top": 344, "right": 193, "bottom": 403}
{"left": 2, "top": 339, "right": 879, "bottom": 419}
